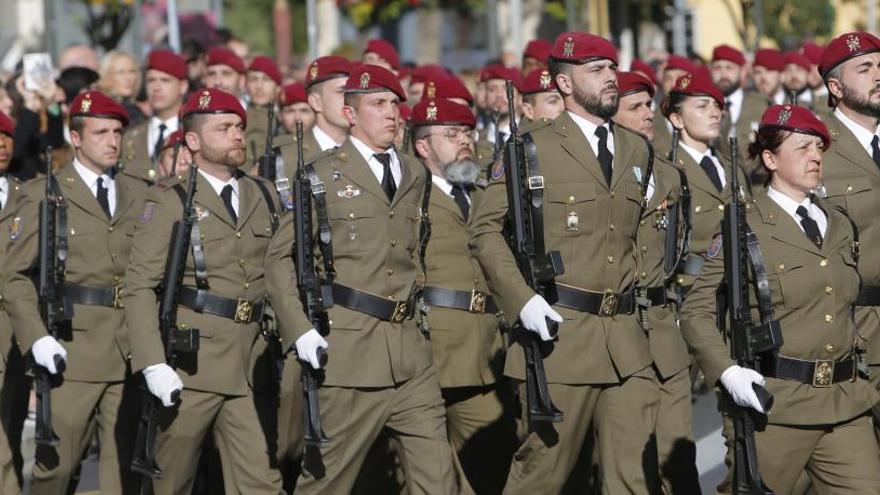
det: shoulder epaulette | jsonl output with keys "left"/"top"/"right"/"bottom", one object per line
{"left": 272, "top": 133, "right": 295, "bottom": 149}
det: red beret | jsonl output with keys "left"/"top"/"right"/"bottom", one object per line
{"left": 344, "top": 64, "right": 407, "bottom": 102}
{"left": 181, "top": 88, "right": 246, "bottom": 124}
{"left": 162, "top": 129, "right": 186, "bottom": 151}
{"left": 759, "top": 103, "right": 830, "bottom": 148}
{"left": 801, "top": 41, "right": 824, "bottom": 65}
{"left": 146, "top": 49, "right": 187, "bottom": 80}
{"left": 617, "top": 71, "right": 655, "bottom": 98}
{"left": 819, "top": 32, "right": 880, "bottom": 77}
{"left": 665, "top": 54, "right": 699, "bottom": 74}
{"left": 668, "top": 72, "right": 723, "bottom": 107}
{"left": 784, "top": 51, "right": 811, "bottom": 72}
{"left": 521, "top": 69, "right": 558, "bottom": 95}
{"left": 630, "top": 59, "right": 657, "bottom": 85}
{"left": 550, "top": 32, "right": 617, "bottom": 65}
{"left": 523, "top": 39, "right": 553, "bottom": 62}
{"left": 411, "top": 98, "right": 476, "bottom": 128}
{"left": 364, "top": 39, "right": 400, "bottom": 70}
{"left": 0, "top": 111, "right": 14, "bottom": 137}
{"left": 247, "top": 55, "right": 282, "bottom": 85}
{"left": 711, "top": 44, "right": 746, "bottom": 66}
{"left": 70, "top": 90, "right": 130, "bottom": 126}
{"left": 480, "top": 64, "right": 524, "bottom": 91}
{"left": 279, "top": 82, "right": 308, "bottom": 106}
{"left": 754, "top": 48, "right": 786, "bottom": 71}
{"left": 305, "top": 56, "right": 352, "bottom": 88}
{"left": 421, "top": 74, "right": 473, "bottom": 104}
{"left": 410, "top": 64, "right": 450, "bottom": 85}
{"left": 205, "top": 46, "right": 245, "bottom": 74}
{"left": 398, "top": 102, "right": 411, "bottom": 121}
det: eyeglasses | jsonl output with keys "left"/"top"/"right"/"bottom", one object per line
{"left": 427, "top": 127, "right": 477, "bottom": 143}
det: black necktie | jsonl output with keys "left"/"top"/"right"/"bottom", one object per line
{"left": 871, "top": 136, "right": 880, "bottom": 169}
{"left": 450, "top": 184, "right": 470, "bottom": 220}
{"left": 699, "top": 155, "right": 724, "bottom": 192}
{"left": 796, "top": 205, "right": 823, "bottom": 248}
{"left": 375, "top": 152, "right": 396, "bottom": 201}
{"left": 153, "top": 123, "right": 167, "bottom": 162}
{"left": 96, "top": 177, "right": 111, "bottom": 218}
{"left": 595, "top": 126, "right": 613, "bottom": 185}
{"left": 220, "top": 184, "right": 237, "bottom": 223}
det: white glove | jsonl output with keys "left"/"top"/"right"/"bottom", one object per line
{"left": 143, "top": 363, "right": 184, "bottom": 407}
{"left": 720, "top": 365, "right": 767, "bottom": 413}
{"left": 295, "top": 329, "right": 329, "bottom": 370}
{"left": 31, "top": 336, "right": 67, "bottom": 374}
{"left": 518, "top": 295, "right": 564, "bottom": 342}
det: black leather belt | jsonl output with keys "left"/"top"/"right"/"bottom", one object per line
{"left": 641, "top": 286, "right": 667, "bottom": 307}
{"left": 178, "top": 287, "right": 265, "bottom": 324}
{"left": 681, "top": 255, "right": 705, "bottom": 276}
{"left": 856, "top": 285, "right": 880, "bottom": 306}
{"left": 768, "top": 355, "right": 857, "bottom": 388}
{"left": 63, "top": 283, "right": 124, "bottom": 309}
{"left": 555, "top": 284, "right": 636, "bottom": 316}
{"left": 331, "top": 283, "right": 414, "bottom": 323}
{"left": 422, "top": 287, "right": 497, "bottom": 314}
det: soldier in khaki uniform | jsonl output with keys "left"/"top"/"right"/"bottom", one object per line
{"left": 265, "top": 64, "right": 455, "bottom": 494}
{"left": 3, "top": 91, "right": 149, "bottom": 494}
{"left": 122, "top": 50, "right": 189, "bottom": 183}
{"left": 814, "top": 32, "right": 880, "bottom": 442}
{"left": 123, "top": 88, "right": 284, "bottom": 494}
{"left": 470, "top": 32, "right": 659, "bottom": 493}
{"left": 244, "top": 56, "right": 283, "bottom": 168}
{"left": 410, "top": 97, "right": 515, "bottom": 494}
{"left": 653, "top": 55, "right": 698, "bottom": 155}
{"left": 475, "top": 65, "right": 522, "bottom": 170}
{"left": 519, "top": 68, "right": 564, "bottom": 127}
{"left": 754, "top": 49, "right": 787, "bottom": 106}
{"left": 613, "top": 72, "right": 701, "bottom": 493}
{"left": 681, "top": 104, "right": 880, "bottom": 494}
{"left": 277, "top": 82, "right": 316, "bottom": 135}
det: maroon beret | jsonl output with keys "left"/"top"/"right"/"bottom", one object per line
{"left": 279, "top": 82, "right": 308, "bottom": 106}
{"left": 754, "top": 48, "right": 786, "bottom": 71}
{"left": 759, "top": 103, "right": 830, "bottom": 148}
{"left": 248, "top": 55, "right": 282, "bottom": 85}
{"left": 668, "top": 72, "right": 723, "bottom": 107}
{"left": 410, "top": 64, "right": 450, "bottom": 85}
{"left": 801, "top": 41, "right": 824, "bottom": 65}
{"left": 819, "top": 32, "right": 880, "bottom": 77}
{"left": 162, "top": 129, "right": 186, "bottom": 151}
{"left": 480, "top": 64, "right": 524, "bottom": 91}
{"left": 411, "top": 98, "right": 476, "bottom": 128}
{"left": 521, "top": 69, "right": 558, "bottom": 95}
{"left": 630, "top": 59, "right": 657, "bottom": 85}
{"left": 711, "top": 44, "right": 746, "bottom": 66}
{"left": 70, "top": 90, "right": 130, "bottom": 126}
{"left": 146, "top": 49, "right": 187, "bottom": 80}
{"left": 523, "top": 39, "right": 553, "bottom": 62}
{"left": 784, "top": 51, "right": 811, "bottom": 72}
{"left": 181, "top": 88, "right": 246, "bottom": 124}
{"left": 398, "top": 102, "right": 411, "bottom": 121}
{"left": 617, "top": 71, "right": 655, "bottom": 98}
{"left": 205, "top": 46, "right": 245, "bottom": 74}
{"left": 421, "top": 74, "right": 473, "bottom": 104}
{"left": 344, "top": 64, "right": 407, "bottom": 102}
{"left": 0, "top": 111, "right": 13, "bottom": 137}
{"left": 364, "top": 39, "right": 400, "bottom": 70}
{"left": 665, "top": 54, "right": 699, "bottom": 74}
{"left": 305, "top": 56, "right": 352, "bottom": 88}
{"left": 550, "top": 32, "right": 617, "bottom": 65}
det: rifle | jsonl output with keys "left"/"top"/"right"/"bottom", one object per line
{"left": 293, "top": 121, "right": 331, "bottom": 449}
{"left": 35, "top": 146, "right": 69, "bottom": 446}
{"left": 401, "top": 121, "right": 413, "bottom": 155}
{"left": 501, "top": 80, "right": 564, "bottom": 424}
{"left": 787, "top": 90, "right": 797, "bottom": 106}
{"left": 257, "top": 104, "right": 278, "bottom": 181}
{"left": 721, "top": 136, "right": 782, "bottom": 495}
{"left": 491, "top": 109, "right": 503, "bottom": 164}
{"left": 131, "top": 166, "right": 201, "bottom": 485}
{"left": 169, "top": 139, "right": 181, "bottom": 178}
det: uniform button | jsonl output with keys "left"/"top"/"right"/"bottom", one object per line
{"left": 113, "top": 275, "right": 121, "bottom": 283}
{"left": 639, "top": 219, "right": 645, "bottom": 226}
{"left": 642, "top": 245, "right": 647, "bottom": 252}
{"left": 606, "top": 256, "right": 615, "bottom": 264}
{"left": 677, "top": 277, "right": 684, "bottom": 284}
{"left": 777, "top": 264, "right": 785, "bottom": 271}
{"left": 694, "top": 206, "right": 702, "bottom": 213}
{"left": 348, "top": 213, "right": 355, "bottom": 219}
{"left": 243, "top": 282, "right": 250, "bottom": 289}
{"left": 610, "top": 191, "right": 616, "bottom": 198}
{"left": 609, "top": 224, "right": 615, "bottom": 231}
{"left": 716, "top": 204, "right": 723, "bottom": 211}
{"left": 824, "top": 314, "right": 833, "bottom": 323}
{"left": 388, "top": 210, "right": 395, "bottom": 217}
{"left": 641, "top": 272, "right": 647, "bottom": 278}
{"left": 825, "top": 344, "right": 835, "bottom": 353}
{"left": 111, "top": 252, "right": 117, "bottom": 258}
{"left": 847, "top": 185, "right": 853, "bottom": 192}
{"left": 235, "top": 232, "right": 242, "bottom": 239}
{"left": 108, "top": 226, "right": 114, "bottom": 232}
{"left": 825, "top": 286, "right": 833, "bottom": 294}
{"left": 820, "top": 259, "right": 829, "bottom": 267}
{"left": 568, "top": 195, "right": 575, "bottom": 203}
{"left": 239, "top": 259, "right": 245, "bottom": 266}
{"left": 390, "top": 240, "right": 397, "bottom": 247}
{"left": 386, "top": 268, "right": 394, "bottom": 276}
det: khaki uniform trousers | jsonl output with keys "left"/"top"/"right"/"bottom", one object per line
{"left": 30, "top": 380, "right": 135, "bottom": 495}
{"left": 296, "top": 365, "right": 455, "bottom": 495}
{"left": 0, "top": 353, "right": 29, "bottom": 495}
{"left": 505, "top": 366, "right": 660, "bottom": 494}
{"left": 655, "top": 368, "right": 700, "bottom": 494}
{"left": 152, "top": 389, "right": 283, "bottom": 495}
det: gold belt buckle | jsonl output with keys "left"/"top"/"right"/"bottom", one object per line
{"left": 469, "top": 290, "right": 487, "bottom": 313}
{"left": 813, "top": 359, "right": 835, "bottom": 388}
{"left": 390, "top": 301, "right": 408, "bottom": 323}
{"left": 234, "top": 298, "right": 254, "bottom": 324}
{"left": 113, "top": 286, "right": 124, "bottom": 309}
{"left": 598, "top": 290, "right": 619, "bottom": 317}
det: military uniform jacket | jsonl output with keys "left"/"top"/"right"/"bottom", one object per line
{"left": 265, "top": 138, "right": 434, "bottom": 388}
{"left": 822, "top": 115, "right": 880, "bottom": 364}
{"left": 680, "top": 191, "right": 878, "bottom": 425}
{"left": 637, "top": 159, "right": 691, "bottom": 379}
{"left": 469, "top": 113, "right": 654, "bottom": 384}
{"left": 716, "top": 90, "right": 768, "bottom": 169}
{"left": 425, "top": 177, "right": 504, "bottom": 388}
{"left": 122, "top": 121, "right": 156, "bottom": 183}
{"left": 653, "top": 110, "right": 673, "bottom": 155}
{"left": 0, "top": 175, "right": 25, "bottom": 373}
{"left": 123, "top": 171, "right": 281, "bottom": 396}
{"left": 2, "top": 164, "right": 150, "bottom": 382}
{"left": 271, "top": 125, "right": 323, "bottom": 186}
{"left": 245, "top": 105, "right": 270, "bottom": 168}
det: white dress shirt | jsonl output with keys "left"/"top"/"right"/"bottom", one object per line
{"left": 148, "top": 116, "right": 179, "bottom": 159}
{"left": 767, "top": 186, "right": 827, "bottom": 237}
{"left": 0, "top": 175, "right": 8, "bottom": 211}
{"left": 350, "top": 136, "right": 402, "bottom": 188}
{"left": 431, "top": 174, "right": 471, "bottom": 205}
{"left": 485, "top": 120, "right": 513, "bottom": 145}
{"left": 726, "top": 87, "right": 744, "bottom": 126}
{"left": 834, "top": 107, "right": 880, "bottom": 156}
{"left": 567, "top": 111, "right": 614, "bottom": 159}
{"left": 198, "top": 169, "right": 240, "bottom": 216}
{"left": 773, "top": 89, "right": 786, "bottom": 105}
{"left": 313, "top": 125, "right": 343, "bottom": 152}
{"left": 680, "top": 141, "right": 726, "bottom": 189}
{"left": 73, "top": 158, "right": 116, "bottom": 216}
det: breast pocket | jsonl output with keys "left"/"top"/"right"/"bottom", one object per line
{"left": 773, "top": 263, "right": 809, "bottom": 309}
{"left": 327, "top": 200, "right": 380, "bottom": 254}
{"left": 824, "top": 175, "right": 873, "bottom": 215}
{"left": 545, "top": 182, "right": 596, "bottom": 236}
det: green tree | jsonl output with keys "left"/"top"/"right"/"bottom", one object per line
{"left": 761, "top": 0, "right": 835, "bottom": 49}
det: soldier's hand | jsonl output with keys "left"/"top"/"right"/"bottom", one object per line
{"left": 143, "top": 363, "right": 184, "bottom": 407}
{"left": 295, "top": 329, "right": 329, "bottom": 370}
{"left": 720, "top": 365, "right": 767, "bottom": 413}
{"left": 519, "top": 295, "right": 563, "bottom": 342}
{"left": 32, "top": 336, "right": 67, "bottom": 374}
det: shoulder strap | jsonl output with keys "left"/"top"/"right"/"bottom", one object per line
{"left": 172, "top": 182, "right": 209, "bottom": 289}
{"left": 417, "top": 163, "right": 432, "bottom": 277}
{"left": 243, "top": 175, "right": 279, "bottom": 233}
{"left": 49, "top": 175, "right": 68, "bottom": 282}
{"left": 744, "top": 225, "right": 776, "bottom": 324}
{"left": 520, "top": 132, "right": 549, "bottom": 258}
{"left": 305, "top": 163, "right": 335, "bottom": 282}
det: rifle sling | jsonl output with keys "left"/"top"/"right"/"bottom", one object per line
{"left": 521, "top": 133, "right": 548, "bottom": 260}
{"left": 744, "top": 226, "right": 776, "bottom": 324}
{"left": 305, "top": 163, "right": 335, "bottom": 282}
{"left": 49, "top": 175, "right": 68, "bottom": 277}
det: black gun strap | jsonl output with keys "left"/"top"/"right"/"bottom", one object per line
{"left": 274, "top": 152, "right": 292, "bottom": 210}
{"left": 417, "top": 164, "right": 432, "bottom": 280}
{"left": 305, "top": 163, "right": 335, "bottom": 282}
{"left": 244, "top": 175, "right": 279, "bottom": 233}
{"left": 677, "top": 168, "right": 692, "bottom": 266}
{"left": 633, "top": 133, "right": 655, "bottom": 244}
{"left": 744, "top": 226, "right": 776, "bottom": 324}
{"left": 172, "top": 183, "right": 210, "bottom": 290}
{"left": 48, "top": 175, "right": 68, "bottom": 275}
{"left": 521, "top": 132, "right": 548, "bottom": 258}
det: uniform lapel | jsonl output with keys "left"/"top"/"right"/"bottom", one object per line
{"left": 236, "top": 175, "right": 261, "bottom": 227}
{"left": 58, "top": 163, "right": 109, "bottom": 223}
{"left": 680, "top": 152, "right": 724, "bottom": 202}
{"left": 391, "top": 151, "right": 421, "bottom": 207}
{"left": 555, "top": 112, "right": 607, "bottom": 186}
{"left": 110, "top": 174, "right": 132, "bottom": 225}
{"left": 826, "top": 116, "right": 880, "bottom": 180}
{"left": 610, "top": 127, "right": 637, "bottom": 191}
{"left": 334, "top": 139, "right": 389, "bottom": 204}
{"left": 430, "top": 181, "right": 465, "bottom": 222}
{"left": 757, "top": 193, "right": 823, "bottom": 257}
{"left": 193, "top": 172, "right": 237, "bottom": 229}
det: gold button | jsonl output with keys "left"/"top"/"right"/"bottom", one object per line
{"left": 777, "top": 264, "right": 785, "bottom": 271}
{"left": 70, "top": 228, "right": 76, "bottom": 235}
{"left": 108, "top": 226, "right": 114, "bottom": 232}
{"left": 390, "top": 240, "right": 397, "bottom": 247}
{"left": 244, "top": 281, "right": 250, "bottom": 289}
{"left": 825, "top": 344, "right": 835, "bottom": 353}
{"left": 606, "top": 256, "right": 615, "bottom": 264}
{"left": 610, "top": 191, "right": 615, "bottom": 198}
{"left": 718, "top": 204, "right": 724, "bottom": 211}
{"left": 609, "top": 224, "right": 615, "bottom": 231}
{"left": 641, "top": 272, "right": 647, "bottom": 278}
{"left": 201, "top": 234, "right": 206, "bottom": 240}
{"left": 111, "top": 252, "right": 117, "bottom": 258}
{"left": 386, "top": 268, "right": 394, "bottom": 276}
{"left": 847, "top": 185, "right": 853, "bottom": 192}
{"left": 825, "top": 314, "right": 833, "bottom": 323}
{"left": 825, "top": 286, "right": 833, "bottom": 294}
{"left": 820, "top": 259, "right": 828, "bottom": 267}
{"left": 348, "top": 213, "right": 355, "bottom": 219}
{"left": 568, "top": 195, "right": 575, "bottom": 203}
{"left": 695, "top": 206, "right": 702, "bottom": 213}
{"left": 642, "top": 245, "right": 647, "bottom": 252}
{"left": 239, "top": 259, "right": 245, "bottom": 265}
{"left": 388, "top": 210, "right": 395, "bottom": 217}
{"left": 677, "top": 277, "right": 684, "bottom": 284}
{"left": 235, "top": 232, "right": 242, "bottom": 238}
{"left": 639, "top": 219, "right": 645, "bottom": 226}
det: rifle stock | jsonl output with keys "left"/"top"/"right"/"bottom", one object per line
{"left": 257, "top": 104, "right": 277, "bottom": 181}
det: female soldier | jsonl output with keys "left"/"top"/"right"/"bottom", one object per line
{"left": 681, "top": 104, "right": 880, "bottom": 493}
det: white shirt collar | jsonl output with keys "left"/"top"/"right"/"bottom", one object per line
{"left": 773, "top": 89, "right": 786, "bottom": 105}
{"left": 834, "top": 107, "right": 880, "bottom": 155}
{"left": 726, "top": 87, "right": 744, "bottom": 123}
{"left": 431, "top": 174, "right": 454, "bottom": 196}
{"left": 312, "top": 125, "right": 343, "bottom": 152}
{"left": 0, "top": 175, "right": 8, "bottom": 210}
{"left": 197, "top": 168, "right": 239, "bottom": 198}
{"left": 148, "top": 116, "right": 180, "bottom": 157}
{"left": 567, "top": 110, "right": 614, "bottom": 157}
{"left": 767, "top": 185, "right": 827, "bottom": 236}
{"left": 349, "top": 135, "right": 402, "bottom": 188}
{"left": 679, "top": 141, "right": 712, "bottom": 165}
{"left": 350, "top": 135, "right": 393, "bottom": 164}
{"left": 72, "top": 158, "right": 114, "bottom": 190}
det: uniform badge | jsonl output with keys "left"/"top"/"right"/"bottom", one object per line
{"left": 426, "top": 82, "right": 437, "bottom": 99}
{"left": 539, "top": 70, "right": 551, "bottom": 89}
{"left": 632, "top": 166, "right": 642, "bottom": 183}
{"left": 563, "top": 37, "right": 574, "bottom": 58}
{"left": 679, "top": 74, "right": 692, "bottom": 90}
{"left": 847, "top": 34, "right": 861, "bottom": 52}
{"left": 309, "top": 63, "right": 319, "bottom": 81}
{"left": 707, "top": 234, "right": 723, "bottom": 258}
{"left": 194, "top": 205, "right": 210, "bottom": 221}
{"left": 198, "top": 90, "right": 211, "bottom": 109}
{"left": 426, "top": 103, "right": 438, "bottom": 121}
{"left": 139, "top": 202, "right": 155, "bottom": 224}
{"left": 566, "top": 211, "right": 579, "bottom": 231}
{"left": 490, "top": 161, "right": 504, "bottom": 180}
{"left": 332, "top": 171, "right": 341, "bottom": 181}
{"left": 360, "top": 72, "right": 371, "bottom": 89}
{"left": 337, "top": 185, "right": 361, "bottom": 199}
{"left": 8, "top": 216, "right": 22, "bottom": 240}
{"left": 80, "top": 94, "right": 92, "bottom": 113}
{"left": 285, "top": 195, "right": 295, "bottom": 211}
{"left": 777, "top": 105, "right": 792, "bottom": 125}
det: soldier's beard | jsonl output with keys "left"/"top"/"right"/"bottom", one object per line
{"left": 443, "top": 157, "right": 481, "bottom": 186}
{"left": 201, "top": 145, "right": 247, "bottom": 168}
{"left": 841, "top": 84, "right": 880, "bottom": 118}
{"left": 718, "top": 79, "right": 740, "bottom": 97}
{"left": 573, "top": 85, "right": 619, "bottom": 119}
